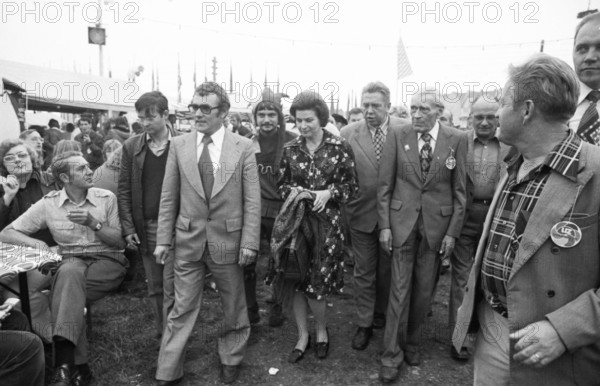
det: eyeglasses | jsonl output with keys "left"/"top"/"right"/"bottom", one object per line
{"left": 473, "top": 115, "right": 498, "bottom": 122}
{"left": 188, "top": 104, "right": 219, "bottom": 115}
{"left": 3, "top": 152, "right": 30, "bottom": 163}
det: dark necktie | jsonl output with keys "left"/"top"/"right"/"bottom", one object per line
{"left": 420, "top": 133, "right": 433, "bottom": 181}
{"left": 198, "top": 135, "right": 214, "bottom": 199}
{"left": 373, "top": 127, "right": 385, "bottom": 163}
{"left": 577, "top": 90, "right": 600, "bottom": 145}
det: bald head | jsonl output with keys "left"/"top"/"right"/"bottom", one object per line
{"left": 470, "top": 97, "right": 500, "bottom": 140}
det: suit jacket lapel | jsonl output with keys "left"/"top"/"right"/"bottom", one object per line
{"left": 212, "top": 130, "right": 242, "bottom": 198}
{"left": 355, "top": 123, "right": 378, "bottom": 170}
{"left": 425, "top": 125, "right": 450, "bottom": 186}
{"left": 400, "top": 128, "right": 422, "bottom": 185}
{"left": 509, "top": 164, "right": 593, "bottom": 280}
{"left": 180, "top": 131, "right": 206, "bottom": 200}
{"left": 466, "top": 130, "right": 475, "bottom": 183}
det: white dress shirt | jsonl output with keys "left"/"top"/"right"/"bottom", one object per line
{"left": 417, "top": 121, "right": 440, "bottom": 153}
{"left": 570, "top": 82, "right": 599, "bottom": 129}
{"left": 196, "top": 126, "right": 225, "bottom": 173}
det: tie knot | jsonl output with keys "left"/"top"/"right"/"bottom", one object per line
{"left": 588, "top": 90, "right": 600, "bottom": 103}
{"left": 421, "top": 133, "right": 432, "bottom": 142}
{"left": 202, "top": 135, "right": 213, "bottom": 145}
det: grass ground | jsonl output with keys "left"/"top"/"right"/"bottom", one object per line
{"left": 87, "top": 251, "right": 473, "bottom": 386}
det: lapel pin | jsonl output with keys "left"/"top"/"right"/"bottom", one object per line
{"left": 404, "top": 144, "right": 410, "bottom": 151}
{"left": 551, "top": 187, "right": 583, "bottom": 248}
{"left": 445, "top": 147, "right": 456, "bottom": 170}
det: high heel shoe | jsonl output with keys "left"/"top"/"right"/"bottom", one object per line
{"left": 316, "top": 327, "right": 329, "bottom": 359}
{"left": 287, "top": 336, "right": 311, "bottom": 363}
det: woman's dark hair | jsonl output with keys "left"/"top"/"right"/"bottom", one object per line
{"left": 289, "top": 90, "right": 330, "bottom": 127}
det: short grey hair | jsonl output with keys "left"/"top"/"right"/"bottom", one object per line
{"left": 361, "top": 81, "right": 391, "bottom": 105}
{"left": 507, "top": 53, "right": 579, "bottom": 122}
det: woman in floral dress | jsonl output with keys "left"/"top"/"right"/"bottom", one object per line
{"left": 277, "top": 90, "right": 358, "bottom": 362}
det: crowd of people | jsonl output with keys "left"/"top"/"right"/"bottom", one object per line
{"left": 2, "top": 12, "right": 600, "bottom": 386}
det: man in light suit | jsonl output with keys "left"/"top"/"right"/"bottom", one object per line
{"left": 378, "top": 92, "right": 468, "bottom": 383}
{"left": 154, "top": 82, "right": 261, "bottom": 385}
{"left": 454, "top": 54, "right": 600, "bottom": 385}
{"left": 341, "top": 81, "right": 409, "bottom": 350}
{"left": 448, "top": 95, "right": 508, "bottom": 361}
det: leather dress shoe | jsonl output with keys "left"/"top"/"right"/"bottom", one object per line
{"left": 288, "top": 336, "right": 311, "bottom": 363}
{"left": 379, "top": 365, "right": 399, "bottom": 383}
{"left": 315, "top": 328, "right": 329, "bottom": 359}
{"left": 155, "top": 377, "right": 183, "bottom": 386}
{"left": 372, "top": 313, "right": 386, "bottom": 329}
{"left": 351, "top": 326, "right": 373, "bottom": 350}
{"left": 71, "top": 369, "right": 93, "bottom": 386}
{"left": 50, "top": 364, "right": 74, "bottom": 386}
{"left": 220, "top": 364, "right": 240, "bottom": 384}
{"left": 451, "top": 346, "right": 470, "bottom": 361}
{"left": 404, "top": 351, "right": 421, "bottom": 366}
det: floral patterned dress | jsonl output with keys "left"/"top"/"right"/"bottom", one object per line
{"left": 277, "top": 129, "right": 358, "bottom": 299}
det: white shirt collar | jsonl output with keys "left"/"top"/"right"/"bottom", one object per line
{"left": 196, "top": 125, "right": 225, "bottom": 151}
{"left": 418, "top": 121, "right": 440, "bottom": 142}
{"left": 578, "top": 81, "right": 594, "bottom": 105}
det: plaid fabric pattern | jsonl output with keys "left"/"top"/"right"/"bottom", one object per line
{"left": 577, "top": 90, "right": 600, "bottom": 145}
{"left": 373, "top": 127, "right": 385, "bottom": 163}
{"left": 481, "top": 130, "right": 581, "bottom": 317}
{"left": 420, "top": 133, "right": 433, "bottom": 180}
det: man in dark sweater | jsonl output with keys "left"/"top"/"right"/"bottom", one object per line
{"left": 247, "top": 100, "right": 297, "bottom": 326}
{"left": 118, "top": 91, "right": 177, "bottom": 338}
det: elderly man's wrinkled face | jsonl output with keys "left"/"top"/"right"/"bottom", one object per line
{"left": 471, "top": 99, "right": 500, "bottom": 140}
{"left": 410, "top": 95, "right": 440, "bottom": 133}
{"left": 574, "top": 20, "right": 600, "bottom": 90}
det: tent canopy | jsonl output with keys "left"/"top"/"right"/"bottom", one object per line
{"left": 1, "top": 59, "right": 140, "bottom": 114}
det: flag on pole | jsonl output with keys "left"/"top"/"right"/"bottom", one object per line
{"left": 177, "top": 53, "right": 182, "bottom": 103}
{"left": 151, "top": 65, "right": 155, "bottom": 90}
{"left": 397, "top": 35, "right": 413, "bottom": 79}
{"left": 193, "top": 57, "right": 197, "bottom": 90}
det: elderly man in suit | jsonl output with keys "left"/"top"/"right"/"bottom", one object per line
{"left": 118, "top": 91, "right": 178, "bottom": 339}
{"left": 454, "top": 54, "right": 600, "bottom": 385}
{"left": 571, "top": 12, "right": 600, "bottom": 143}
{"left": 448, "top": 95, "right": 508, "bottom": 361}
{"left": 377, "top": 91, "right": 468, "bottom": 383}
{"left": 153, "top": 82, "right": 261, "bottom": 385}
{"left": 341, "top": 81, "right": 409, "bottom": 350}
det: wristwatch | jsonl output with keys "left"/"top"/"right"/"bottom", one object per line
{"left": 93, "top": 222, "right": 103, "bottom": 231}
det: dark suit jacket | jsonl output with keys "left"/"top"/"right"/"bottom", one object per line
{"left": 378, "top": 123, "right": 468, "bottom": 250}
{"left": 117, "top": 127, "right": 179, "bottom": 255}
{"left": 454, "top": 140, "right": 600, "bottom": 385}
{"left": 156, "top": 129, "right": 261, "bottom": 263}
{"left": 340, "top": 116, "right": 410, "bottom": 233}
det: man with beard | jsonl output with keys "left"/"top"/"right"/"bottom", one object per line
{"left": 247, "top": 99, "right": 297, "bottom": 326}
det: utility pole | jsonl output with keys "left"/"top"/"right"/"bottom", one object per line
{"left": 540, "top": 40, "right": 545, "bottom": 52}
{"left": 97, "top": 0, "right": 103, "bottom": 76}
{"left": 212, "top": 57, "right": 218, "bottom": 82}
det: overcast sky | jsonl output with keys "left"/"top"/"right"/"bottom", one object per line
{"left": 0, "top": 0, "right": 595, "bottom": 108}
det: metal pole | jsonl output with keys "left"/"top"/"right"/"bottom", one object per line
{"left": 97, "top": 0, "right": 104, "bottom": 76}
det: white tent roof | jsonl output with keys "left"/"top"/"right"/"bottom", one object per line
{"left": 0, "top": 59, "right": 140, "bottom": 113}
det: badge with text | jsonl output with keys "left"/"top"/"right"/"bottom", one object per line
{"left": 445, "top": 147, "right": 456, "bottom": 170}
{"left": 550, "top": 221, "right": 582, "bottom": 248}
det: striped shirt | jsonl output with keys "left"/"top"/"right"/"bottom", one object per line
{"left": 481, "top": 130, "right": 581, "bottom": 317}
